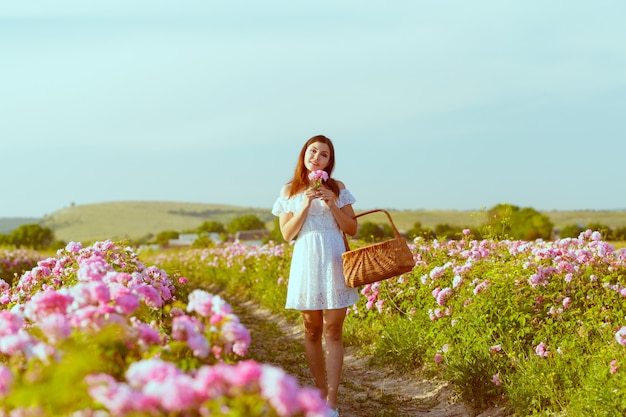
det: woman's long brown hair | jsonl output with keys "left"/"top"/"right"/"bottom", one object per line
{"left": 288, "top": 135, "right": 341, "bottom": 198}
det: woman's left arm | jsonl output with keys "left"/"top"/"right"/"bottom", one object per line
{"left": 329, "top": 203, "right": 357, "bottom": 236}
{"left": 317, "top": 182, "right": 357, "bottom": 236}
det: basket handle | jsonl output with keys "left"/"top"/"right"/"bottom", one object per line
{"left": 342, "top": 209, "right": 403, "bottom": 251}
{"left": 353, "top": 209, "right": 403, "bottom": 239}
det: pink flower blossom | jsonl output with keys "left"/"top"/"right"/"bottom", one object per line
{"left": 0, "top": 364, "right": 13, "bottom": 397}
{"left": 109, "top": 286, "right": 140, "bottom": 315}
{"left": 492, "top": 373, "right": 501, "bottom": 386}
{"left": 260, "top": 365, "right": 301, "bottom": 417}
{"left": 473, "top": 280, "right": 490, "bottom": 295}
{"left": 170, "top": 307, "right": 185, "bottom": 317}
{"left": 187, "top": 333, "right": 210, "bottom": 358}
{"left": 143, "top": 374, "right": 199, "bottom": 412}
{"left": 615, "top": 327, "right": 626, "bottom": 346}
{"left": 535, "top": 342, "right": 549, "bottom": 357}
{"left": 39, "top": 313, "right": 71, "bottom": 343}
{"left": 130, "top": 319, "right": 162, "bottom": 347}
{"left": 610, "top": 360, "right": 619, "bottom": 374}
{"left": 65, "top": 241, "right": 83, "bottom": 253}
{"left": 297, "top": 386, "right": 328, "bottom": 415}
{"left": 172, "top": 315, "right": 204, "bottom": 341}
{"left": 23, "top": 289, "right": 73, "bottom": 321}
{"left": 452, "top": 275, "right": 463, "bottom": 288}
{"left": 125, "top": 358, "right": 184, "bottom": 387}
{"left": 86, "top": 374, "right": 149, "bottom": 415}
{"left": 434, "top": 353, "right": 443, "bottom": 363}
{"left": 221, "top": 360, "right": 263, "bottom": 387}
{"left": 562, "top": 297, "right": 571, "bottom": 309}
{"left": 436, "top": 287, "right": 452, "bottom": 306}
{"left": 222, "top": 319, "right": 251, "bottom": 357}
{"left": 69, "top": 281, "right": 110, "bottom": 307}
{"left": 77, "top": 257, "right": 112, "bottom": 282}
{"left": 0, "top": 310, "right": 24, "bottom": 336}
{"left": 429, "top": 266, "right": 446, "bottom": 280}
{"left": 133, "top": 283, "right": 163, "bottom": 308}
{"left": 187, "top": 289, "right": 217, "bottom": 317}
{"left": 308, "top": 170, "right": 329, "bottom": 190}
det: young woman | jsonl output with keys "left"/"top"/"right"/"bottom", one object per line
{"left": 272, "top": 135, "right": 359, "bottom": 417}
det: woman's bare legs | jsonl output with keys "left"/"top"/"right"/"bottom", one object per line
{"left": 302, "top": 310, "right": 326, "bottom": 398}
{"left": 301, "top": 308, "right": 348, "bottom": 411}
{"left": 323, "top": 308, "right": 347, "bottom": 410}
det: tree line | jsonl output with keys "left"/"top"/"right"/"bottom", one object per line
{"left": 2, "top": 204, "right": 625, "bottom": 250}
{"left": 359, "top": 204, "right": 626, "bottom": 242}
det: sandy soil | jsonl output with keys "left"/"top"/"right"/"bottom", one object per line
{"left": 233, "top": 299, "right": 512, "bottom": 417}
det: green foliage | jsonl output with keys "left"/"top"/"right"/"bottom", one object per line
{"left": 0, "top": 248, "right": 45, "bottom": 285}
{"left": 5, "top": 325, "right": 130, "bottom": 411}
{"left": 406, "top": 221, "right": 435, "bottom": 240}
{"left": 357, "top": 221, "right": 393, "bottom": 242}
{"left": 586, "top": 222, "right": 612, "bottom": 240}
{"left": 484, "top": 203, "right": 553, "bottom": 240}
{"left": 143, "top": 230, "right": 626, "bottom": 416}
{"left": 191, "top": 233, "right": 216, "bottom": 248}
{"left": 433, "top": 223, "right": 464, "bottom": 240}
{"left": 559, "top": 223, "right": 584, "bottom": 238}
{"left": 147, "top": 243, "right": 295, "bottom": 321}
{"left": 227, "top": 214, "right": 266, "bottom": 234}
{"left": 268, "top": 217, "right": 286, "bottom": 243}
{"left": 615, "top": 227, "right": 626, "bottom": 241}
{"left": 511, "top": 207, "right": 554, "bottom": 240}
{"left": 155, "top": 230, "right": 179, "bottom": 246}
{"left": 7, "top": 224, "right": 54, "bottom": 249}
{"left": 197, "top": 220, "right": 226, "bottom": 234}
{"left": 371, "top": 314, "right": 430, "bottom": 370}
{"left": 568, "top": 354, "right": 626, "bottom": 416}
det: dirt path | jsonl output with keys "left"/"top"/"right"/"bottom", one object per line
{"left": 232, "top": 299, "right": 510, "bottom": 417}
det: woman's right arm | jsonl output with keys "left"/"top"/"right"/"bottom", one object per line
{"left": 278, "top": 185, "right": 315, "bottom": 242}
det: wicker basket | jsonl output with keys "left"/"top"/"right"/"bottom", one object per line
{"left": 342, "top": 209, "right": 415, "bottom": 288}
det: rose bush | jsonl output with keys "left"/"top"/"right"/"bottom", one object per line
{"left": 149, "top": 231, "right": 626, "bottom": 416}
{"left": 0, "top": 241, "right": 329, "bottom": 417}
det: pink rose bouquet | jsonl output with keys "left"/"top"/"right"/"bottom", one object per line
{"left": 308, "top": 170, "right": 328, "bottom": 190}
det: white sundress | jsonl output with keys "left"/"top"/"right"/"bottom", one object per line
{"left": 272, "top": 189, "right": 360, "bottom": 310}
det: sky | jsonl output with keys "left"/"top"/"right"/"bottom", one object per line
{"left": 1, "top": 1, "right": 625, "bottom": 218}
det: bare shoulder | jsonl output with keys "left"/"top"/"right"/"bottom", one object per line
{"left": 279, "top": 183, "right": 291, "bottom": 197}
{"left": 335, "top": 180, "right": 346, "bottom": 190}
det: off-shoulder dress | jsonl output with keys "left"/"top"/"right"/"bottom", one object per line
{"left": 272, "top": 189, "right": 359, "bottom": 310}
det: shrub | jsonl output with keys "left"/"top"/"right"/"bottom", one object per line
{"left": 143, "top": 229, "right": 626, "bottom": 415}
{"left": 0, "top": 241, "right": 327, "bottom": 416}
{"left": 227, "top": 214, "right": 266, "bottom": 234}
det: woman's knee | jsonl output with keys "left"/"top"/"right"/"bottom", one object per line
{"left": 323, "top": 321, "right": 344, "bottom": 342}
{"left": 304, "top": 323, "right": 323, "bottom": 341}
{"left": 302, "top": 312, "right": 324, "bottom": 341}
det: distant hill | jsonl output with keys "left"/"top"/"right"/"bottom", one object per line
{"left": 2, "top": 202, "right": 625, "bottom": 244}
{"left": 39, "top": 201, "right": 275, "bottom": 243}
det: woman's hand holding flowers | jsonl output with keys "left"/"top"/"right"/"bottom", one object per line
{"left": 307, "top": 170, "right": 335, "bottom": 206}
{"left": 315, "top": 187, "right": 336, "bottom": 206}
{"left": 308, "top": 170, "right": 328, "bottom": 190}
